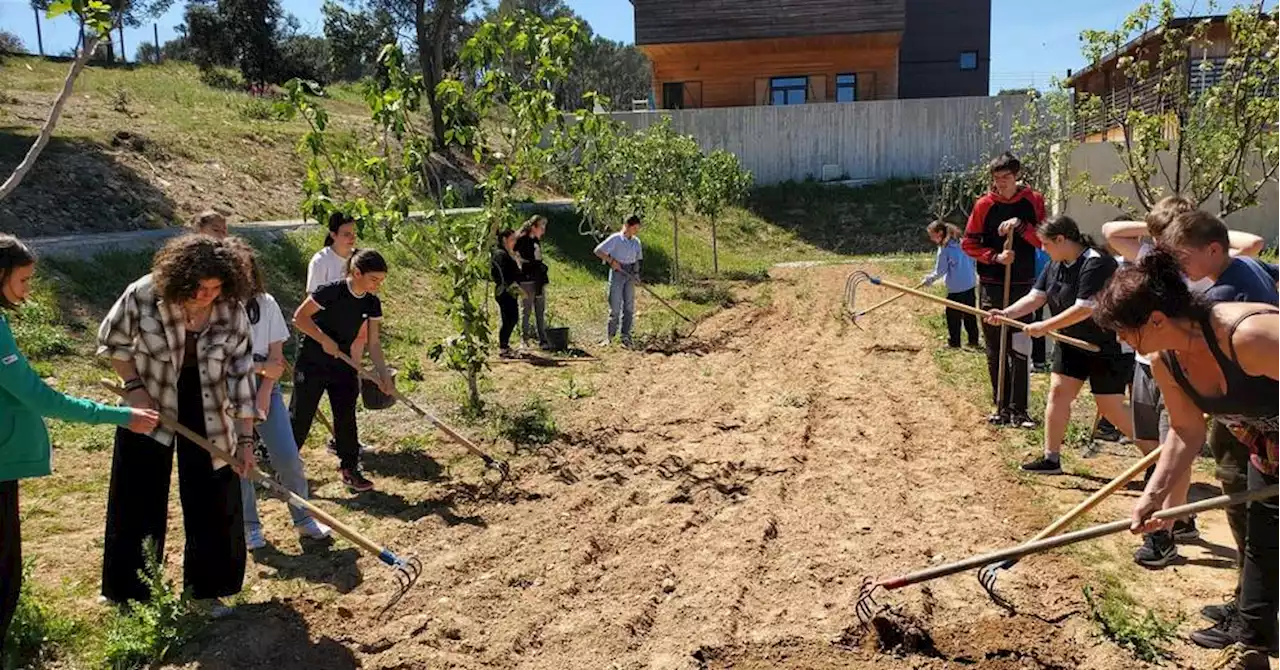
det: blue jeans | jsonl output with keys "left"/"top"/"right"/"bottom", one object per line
{"left": 607, "top": 264, "right": 637, "bottom": 342}
{"left": 241, "top": 382, "right": 312, "bottom": 529}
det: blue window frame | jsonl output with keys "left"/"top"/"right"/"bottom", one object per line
{"left": 959, "top": 51, "right": 979, "bottom": 71}
{"left": 770, "top": 76, "right": 807, "bottom": 105}
{"left": 836, "top": 73, "right": 857, "bottom": 102}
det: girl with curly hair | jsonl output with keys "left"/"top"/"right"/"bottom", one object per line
{"left": 97, "top": 234, "right": 257, "bottom": 616}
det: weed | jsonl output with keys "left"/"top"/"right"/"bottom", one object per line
{"left": 2, "top": 561, "right": 83, "bottom": 670}
{"left": 1083, "top": 584, "right": 1182, "bottom": 663}
{"left": 9, "top": 298, "right": 73, "bottom": 358}
{"left": 676, "top": 283, "right": 735, "bottom": 307}
{"left": 111, "top": 87, "right": 133, "bottom": 117}
{"left": 560, "top": 375, "right": 594, "bottom": 400}
{"left": 198, "top": 66, "right": 243, "bottom": 91}
{"left": 719, "top": 268, "right": 770, "bottom": 283}
{"left": 403, "top": 358, "right": 426, "bottom": 381}
{"left": 102, "top": 539, "right": 205, "bottom": 669}
{"left": 238, "top": 98, "right": 286, "bottom": 122}
{"left": 495, "top": 398, "right": 558, "bottom": 448}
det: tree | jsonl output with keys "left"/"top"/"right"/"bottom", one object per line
{"left": 694, "top": 149, "right": 751, "bottom": 275}
{"left": 1076, "top": 2, "right": 1279, "bottom": 216}
{"left": 278, "top": 34, "right": 333, "bottom": 84}
{"left": 633, "top": 117, "right": 702, "bottom": 283}
{"left": 554, "top": 94, "right": 645, "bottom": 237}
{"left": 1, "top": 0, "right": 113, "bottom": 202}
{"left": 323, "top": 1, "right": 396, "bottom": 81}
{"left": 222, "top": 0, "right": 284, "bottom": 85}
{"left": 183, "top": 2, "right": 234, "bottom": 69}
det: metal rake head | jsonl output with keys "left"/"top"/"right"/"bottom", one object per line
{"left": 976, "top": 560, "right": 1017, "bottom": 615}
{"left": 843, "top": 270, "right": 874, "bottom": 327}
{"left": 378, "top": 554, "right": 424, "bottom": 619}
{"left": 854, "top": 575, "right": 883, "bottom": 627}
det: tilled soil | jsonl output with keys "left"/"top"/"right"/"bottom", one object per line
{"left": 172, "top": 264, "right": 1248, "bottom": 669}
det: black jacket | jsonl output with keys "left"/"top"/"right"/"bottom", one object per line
{"left": 491, "top": 247, "right": 522, "bottom": 298}
{"left": 962, "top": 186, "right": 1046, "bottom": 286}
{"left": 514, "top": 235, "right": 549, "bottom": 286}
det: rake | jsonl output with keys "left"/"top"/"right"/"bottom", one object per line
{"left": 333, "top": 352, "right": 511, "bottom": 479}
{"left": 976, "top": 445, "right": 1163, "bottom": 612}
{"left": 100, "top": 380, "right": 423, "bottom": 618}
{"left": 843, "top": 270, "right": 1101, "bottom": 353}
{"left": 844, "top": 281, "right": 925, "bottom": 325}
{"left": 995, "top": 232, "right": 1015, "bottom": 414}
{"left": 854, "top": 484, "right": 1277, "bottom": 627}
{"left": 615, "top": 266, "right": 698, "bottom": 338}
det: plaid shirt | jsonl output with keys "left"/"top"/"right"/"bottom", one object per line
{"left": 97, "top": 274, "right": 255, "bottom": 469}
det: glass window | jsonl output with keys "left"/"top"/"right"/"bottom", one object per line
{"left": 959, "top": 51, "right": 979, "bottom": 71}
{"left": 836, "top": 73, "right": 856, "bottom": 102}
{"left": 770, "top": 76, "right": 807, "bottom": 105}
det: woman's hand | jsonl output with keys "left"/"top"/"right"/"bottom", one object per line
{"left": 984, "top": 309, "right": 1007, "bottom": 326}
{"left": 233, "top": 439, "right": 257, "bottom": 477}
{"left": 126, "top": 387, "right": 155, "bottom": 410}
{"left": 126, "top": 408, "right": 160, "bottom": 434}
{"left": 260, "top": 357, "right": 285, "bottom": 379}
{"left": 1130, "top": 491, "right": 1171, "bottom": 534}
{"left": 998, "top": 218, "right": 1020, "bottom": 236}
{"left": 1024, "top": 321, "right": 1048, "bottom": 339}
{"left": 256, "top": 394, "right": 272, "bottom": 421}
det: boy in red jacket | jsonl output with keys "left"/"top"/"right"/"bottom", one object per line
{"left": 962, "top": 152, "right": 1045, "bottom": 428}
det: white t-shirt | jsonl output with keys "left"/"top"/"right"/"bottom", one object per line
{"left": 307, "top": 247, "right": 349, "bottom": 294}
{"left": 248, "top": 293, "right": 290, "bottom": 358}
{"left": 1131, "top": 240, "right": 1212, "bottom": 366}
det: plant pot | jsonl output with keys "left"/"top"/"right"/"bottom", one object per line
{"left": 545, "top": 327, "right": 570, "bottom": 352}
{"left": 360, "top": 369, "right": 398, "bottom": 410}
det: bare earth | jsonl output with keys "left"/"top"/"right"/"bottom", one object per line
{"left": 25, "top": 263, "right": 1256, "bottom": 669}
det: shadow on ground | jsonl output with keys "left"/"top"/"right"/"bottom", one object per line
{"left": 249, "top": 544, "right": 364, "bottom": 593}
{"left": 0, "top": 129, "right": 177, "bottom": 237}
{"left": 167, "top": 599, "right": 359, "bottom": 669}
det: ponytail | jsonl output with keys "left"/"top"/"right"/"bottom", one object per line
{"left": 1037, "top": 215, "right": 1097, "bottom": 250}
{"left": 926, "top": 220, "right": 963, "bottom": 246}
{"left": 1094, "top": 248, "right": 1211, "bottom": 332}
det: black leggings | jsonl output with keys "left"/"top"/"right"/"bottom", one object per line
{"left": 979, "top": 282, "right": 1032, "bottom": 413}
{"left": 0, "top": 479, "right": 18, "bottom": 648}
{"left": 496, "top": 290, "right": 518, "bottom": 349}
{"left": 1238, "top": 462, "right": 1278, "bottom": 646}
{"left": 945, "top": 288, "right": 980, "bottom": 347}
{"left": 102, "top": 366, "right": 246, "bottom": 603}
{"left": 290, "top": 354, "right": 361, "bottom": 470}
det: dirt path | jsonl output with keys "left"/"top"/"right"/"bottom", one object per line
{"left": 176, "top": 263, "right": 1248, "bottom": 669}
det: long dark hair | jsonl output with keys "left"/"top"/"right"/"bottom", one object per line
{"left": 151, "top": 235, "right": 250, "bottom": 305}
{"left": 1037, "top": 215, "right": 1098, "bottom": 250}
{"left": 517, "top": 214, "right": 546, "bottom": 240}
{"left": 496, "top": 228, "right": 515, "bottom": 249}
{"left": 348, "top": 249, "right": 388, "bottom": 275}
{"left": 1094, "top": 248, "right": 1212, "bottom": 332}
{"left": 224, "top": 237, "right": 266, "bottom": 324}
{"left": 0, "top": 234, "right": 36, "bottom": 310}
{"left": 325, "top": 211, "right": 354, "bottom": 247}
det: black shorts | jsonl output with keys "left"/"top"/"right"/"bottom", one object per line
{"left": 1052, "top": 344, "right": 1130, "bottom": 395}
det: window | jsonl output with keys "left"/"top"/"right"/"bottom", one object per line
{"left": 770, "top": 76, "right": 807, "bottom": 105}
{"left": 1188, "top": 57, "right": 1226, "bottom": 96}
{"left": 662, "top": 82, "right": 685, "bottom": 110}
{"left": 835, "top": 73, "right": 857, "bottom": 102}
{"left": 959, "top": 51, "right": 979, "bottom": 71}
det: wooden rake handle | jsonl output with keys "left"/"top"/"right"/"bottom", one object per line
{"left": 99, "top": 380, "right": 403, "bottom": 566}
{"left": 878, "top": 484, "right": 1278, "bottom": 591}
{"left": 856, "top": 282, "right": 923, "bottom": 317}
{"left": 865, "top": 276, "right": 1101, "bottom": 353}
{"left": 616, "top": 267, "right": 694, "bottom": 324}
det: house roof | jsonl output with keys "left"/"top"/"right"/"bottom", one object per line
{"left": 1064, "top": 14, "right": 1227, "bottom": 86}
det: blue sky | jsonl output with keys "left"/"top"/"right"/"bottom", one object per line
{"left": 1, "top": 0, "right": 1272, "bottom": 94}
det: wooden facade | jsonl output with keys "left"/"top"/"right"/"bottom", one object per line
{"left": 632, "top": 0, "right": 905, "bottom": 46}
{"left": 642, "top": 33, "right": 901, "bottom": 109}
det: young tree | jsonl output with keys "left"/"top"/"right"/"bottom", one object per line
{"left": 0, "top": 0, "right": 113, "bottom": 201}
{"left": 1076, "top": 2, "right": 1279, "bottom": 216}
{"left": 554, "top": 94, "right": 644, "bottom": 238}
{"left": 694, "top": 149, "right": 752, "bottom": 275}
{"left": 633, "top": 117, "right": 702, "bottom": 283}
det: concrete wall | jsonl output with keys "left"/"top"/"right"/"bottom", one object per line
{"left": 1060, "top": 142, "right": 1279, "bottom": 243}
{"left": 610, "top": 95, "right": 1023, "bottom": 185}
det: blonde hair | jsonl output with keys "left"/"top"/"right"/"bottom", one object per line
{"left": 926, "top": 220, "right": 963, "bottom": 245}
{"left": 1143, "top": 196, "right": 1195, "bottom": 238}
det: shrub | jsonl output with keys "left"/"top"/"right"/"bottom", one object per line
{"left": 198, "top": 66, "right": 243, "bottom": 91}
{"left": 495, "top": 398, "right": 558, "bottom": 447}
{"left": 103, "top": 539, "right": 205, "bottom": 669}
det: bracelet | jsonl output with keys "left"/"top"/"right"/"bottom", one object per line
{"left": 123, "top": 378, "right": 145, "bottom": 392}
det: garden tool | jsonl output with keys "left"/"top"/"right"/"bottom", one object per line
{"left": 843, "top": 270, "right": 1100, "bottom": 352}
{"left": 846, "top": 281, "right": 925, "bottom": 325}
{"left": 101, "top": 380, "right": 423, "bottom": 618}
{"left": 976, "top": 445, "right": 1163, "bottom": 612}
{"left": 995, "top": 231, "right": 1014, "bottom": 414}
{"left": 333, "top": 352, "right": 510, "bottom": 479}
{"left": 854, "top": 484, "right": 1276, "bottom": 627}
{"left": 615, "top": 266, "right": 698, "bottom": 338}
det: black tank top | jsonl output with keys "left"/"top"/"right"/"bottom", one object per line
{"left": 1165, "top": 307, "right": 1278, "bottom": 473}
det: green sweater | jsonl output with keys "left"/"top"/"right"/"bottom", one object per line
{"left": 0, "top": 313, "right": 132, "bottom": 481}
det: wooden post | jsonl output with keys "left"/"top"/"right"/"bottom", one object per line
{"left": 34, "top": 8, "right": 44, "bottom": 56}
{"left": 153, "top": 23, "right": 160, "bottom": 63}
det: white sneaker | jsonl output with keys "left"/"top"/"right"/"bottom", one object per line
{"left": 195, "top": 598, "right": 235, "bottom": 619}
{"left": 297, "top": 518, "right": 332, "bottom": 540}
{"left": 245, "top": 526, "right": 266, "bottom": 551}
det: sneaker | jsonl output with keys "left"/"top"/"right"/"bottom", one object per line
{"left": 498, "top": 347, "right": 516, "bottom": 359}
{"left": 1021, "top": 455, "right": 1063, "bottom": 475}
{"left": 1172, "top": 516, "right": 1200, "bottom": 541}
{"left": 245, "top": 526, "right": 267, "bottom": 551}
{"left": 1032, "top": 362, "right": 1050, "bottom": 374}
{"left": 297, "top": 518, "right": 332, "bottom": 541}
{"left": 340, "top": 467, "right": 375, "bottom": 493}
{"left": 1189, "top": 614, "right": 1276, "bottom": 652}
{"left": 1094, "top": 419, "right": 1123, "bottom": 442}
{"left": 1008, "top": 410, "right": 1037, "bottom": 429}
{"left": 326, "top": 438, "right": 369, "bottom": 456}
{"left": 1134, "top": 530, "right": 1179, "bottom": 568}
{"left": 194, "top": 598, "right": 235, "bottom": 619}
{"left": 597, "top": 338, "right": 612, "bottom": 347}
{"left": 987, "top": 410, "right": 1009, "bottom": 425}
{"left": 1202, "top": 600, "right": 1238, "bottom": 625}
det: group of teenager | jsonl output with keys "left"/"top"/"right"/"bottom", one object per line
{"left": 920, "top": 152, "right": 1277, "bottom": 654}
{"left": 0, "top": 209, "right": 396, "bottom": 640}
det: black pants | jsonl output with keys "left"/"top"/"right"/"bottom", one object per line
{"left": 1209, "top": 421, "right": 1253, "bottom": 597}
{"left": 979, "top": 282, "right": 1032, "bottom": 413}
{"left": 102, "top": 366, "right": 246, "bottom": 603}
{"left": 496, "top": 290, "right": 518, "bottom": 349}
{"left": 291, "top": 354, "right": 360, "bottom": 470}
{"left": 1238, "top": 462, "right": 1278, "bottom": 646}
{"left": 1031, "top": 306, "right": 1047, "bottom": 365}
{"left": 945, "top": 288, "right": 980, "bottom": 347}
{"left": 0, "top": 479, "right": 19, "bottom": 650}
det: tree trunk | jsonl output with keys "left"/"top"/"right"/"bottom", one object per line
{"left": 417, "top": 0, "right": 455, "bottom": 150}
{"left": 118, "top": 23, "right": 125, "bottom": 63}
{"left": 671, "top": 209, "right": 680, "bottom": 284}
{"left": 711, "top": 216, "right": 719, "bottom": 275}
{"left": 0, "top": 36, "right": 101, "bottom": 202}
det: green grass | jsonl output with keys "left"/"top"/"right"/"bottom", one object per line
{"left": 2, "top": 561, "right": 86, "bottom": 670}
{"left": 747, "top": 178, "right": 940, "bottom": 255}
{"left": 1084, "top": 581, "right": 1183, "bottom": 663}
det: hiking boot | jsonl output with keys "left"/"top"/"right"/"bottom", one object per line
{"left": 1094, "top": 419, "right": 1123, "bottom": 442}
{"left": 245, "top": 526, "right": 267, "bottom": 551}
{"left": 1173, "top": 516, "right": 1200, "bottom": 541}
{"left": 1021, "top": 455, "right": 1063, "bottom": 475}
{"left": 340, "top": 467, "right": 375, "bottom": 493}
{"left": 1202, "top": 600, "right": 1238, "bottom": 625}
{"left": 1134, "top": 530, "right": 1178, "bottom": 568}
{"left": 498, "top": 347, "right": 516, "bottom": 359}
{"left": 1008, "top": 410, "right": 1037, "bottom": 429}
{"left": 1189, "top": 613, "right": 1277, "bottom": 653}
{"left": 297, "top": 518, "right": 332, "bottom": 541}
